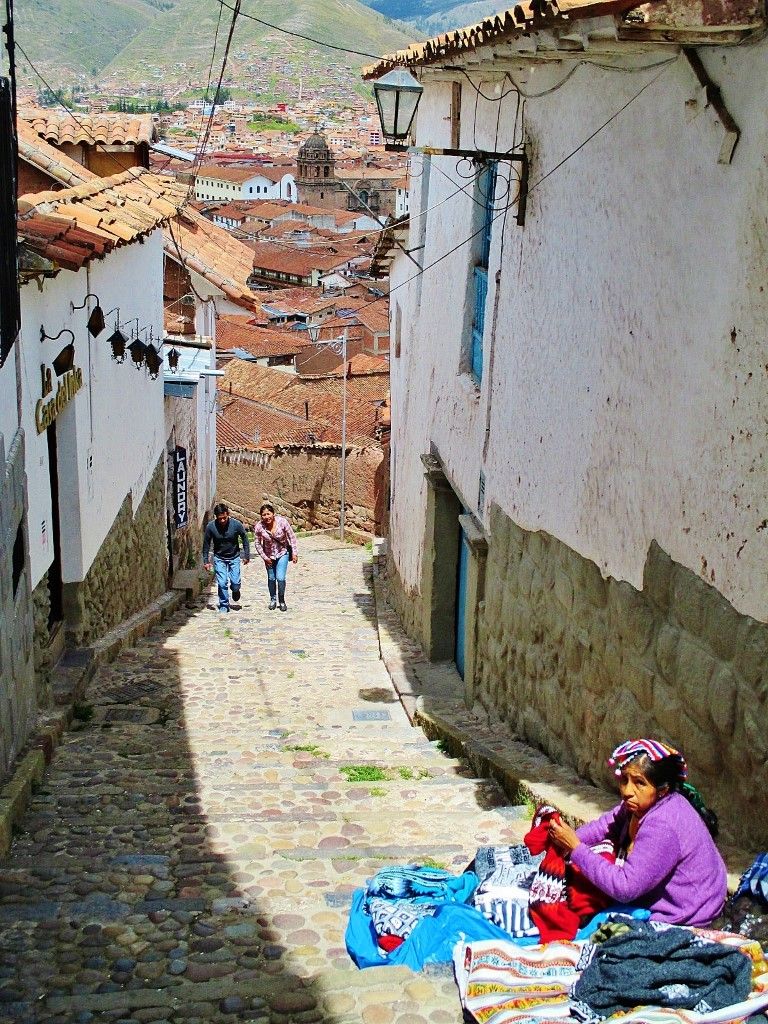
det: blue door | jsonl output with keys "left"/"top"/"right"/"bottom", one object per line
{"left": 455, "top": 527, "right": 470, "bottom": 678}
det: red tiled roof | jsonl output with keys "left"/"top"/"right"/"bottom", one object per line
{"left": 17, "top": 212, "right": 113, "bottom": 273}
{"left": 248, "top": 242, "right": 357, "bottom": 278}
{"left": 17, "top": 120, "right": 94, "bottom": 189}
{"left": 18, "top": 169, "right": 188, "bottom": 270}
{"left": 356, "top": 299, "right": 390, "bottom": 335}
{"left": 20, "top": 106, "right": 155, "bottom": 146}
{"left": 197, "top": 164, "right": 296, "bottom": 184}
{"left": 218, "top": 358, "right": 387, "bottom": 445}
{"left": 168, "top": 209, "right": 260, "bottom": 312}
{"left": 257, "top": 287, "right": 339, "bottom": 316}
{"left": 217, "top": 317, "right": 312, "bottom": 358}
{"left": 216, "top": 413, "right": 258, "bottom": 451}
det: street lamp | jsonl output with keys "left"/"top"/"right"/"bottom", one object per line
{"left": 307, "top": 323, "right": 348, "bottom": 542}
{"left": 372, "top": 69, "right": 423, "bottom": 149}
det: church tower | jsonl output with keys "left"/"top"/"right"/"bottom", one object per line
{"left": 296, "top": 132, "right": 337, "bottom": 210}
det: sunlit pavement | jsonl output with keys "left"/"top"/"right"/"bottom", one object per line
{"left": 0, "top": 537, "right": 528, "bottom": 1023}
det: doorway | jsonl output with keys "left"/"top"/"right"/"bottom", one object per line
{"left": 46, "top": 423, "right": 64, "bottom": 628}
{"left": 455, "top": 524, "right": 470, "bottom": 679}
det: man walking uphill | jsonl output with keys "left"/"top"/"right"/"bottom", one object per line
{"left": 203, "top": 503, "right": 250, "bottom": 613}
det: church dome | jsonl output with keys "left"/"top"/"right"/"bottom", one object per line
{"left": 299, "top": 132, "right": 332, "bottom": 159}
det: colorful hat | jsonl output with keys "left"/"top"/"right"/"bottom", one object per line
{"left": 608, "top": 738, "right": 688, "bottom": 779}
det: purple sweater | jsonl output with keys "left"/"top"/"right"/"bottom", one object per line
{"left": 571, "top": 792, "right": 727, "bottom": 927}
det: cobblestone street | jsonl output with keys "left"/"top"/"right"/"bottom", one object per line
{"left": 0, "top": 538, "right": 528, "bottom": 1024}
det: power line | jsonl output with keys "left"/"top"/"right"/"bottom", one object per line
{"left": 216, "top": 0, "right": 381, "bottom": 60}
{"left": 192, "top": 0, "right": 242, "bottom": 186}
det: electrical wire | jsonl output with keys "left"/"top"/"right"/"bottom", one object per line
{"left": 192, "top": 0, "right": 242, "bottom": 187}
{"left": 216, "top": 0, "right": 382, "bottom": 60}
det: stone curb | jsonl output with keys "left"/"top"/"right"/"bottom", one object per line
{"left": 0, "top": 585, "right": 194, "bottom": 859}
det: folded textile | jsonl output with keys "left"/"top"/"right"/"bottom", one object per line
{"left": 572, "top": 920, "right": 753, "bottom": 1019}
{"left": 474, "top": 845, "right": 542, "bottom": 886}
{"left": 363, "top": 864, "right": 478, "bottom": 907}
{"left": 367, "top": 897, "right": 436, "bottom": 940}
{"left": 736, "top": 855, "right": 768, "bottom": 906}
{"left": 346, "top": 887, "right": 516, "bottom": 971}
{"left": 473, "top": 862, "right": 539, "bottom": 938}
{"left": 454, "top": 936, "right": 586, "bottom": 1024}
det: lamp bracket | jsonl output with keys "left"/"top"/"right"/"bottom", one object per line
{"left": 40, "top": 327, "right": 75, "bottom": 345}
{"left": 70, "top": 292, "right": 101, "bottom": 312}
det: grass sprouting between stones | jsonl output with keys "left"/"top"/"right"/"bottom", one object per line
{"left": 286, "top": 744, "right": 330, "bottom": 759}
{"left": 339, "top": 765, "right": 432, "bottom": 783}
{"left": 369, "top": 787, "right": 387, "bottom": 797}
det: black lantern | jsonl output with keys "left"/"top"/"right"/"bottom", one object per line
{"left": 372, "top": 69, "right": 423, "bottom": 147}
{"left": 52, "top": 342, "right": 76, "bottom": 376}
{"left": 128, "top": 338, "right": 148, "bottom": 369}
{"left": 107, "top": 329, "right": 127, "bottom": 363}
{"left": 70, "top": 293, "right": 106, "bottom": 337}
{"left": 144, "top": 344, "right": 163, "bottom": 379}
{"left": 167, "top": 347, "right": 181, "bottom": 372}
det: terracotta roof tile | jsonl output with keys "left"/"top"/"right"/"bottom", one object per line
{"left": 167, "top": 210, "right": 260, "bottom": 312}
{"left": 16, "top": 120, "right": 95, "bottom": 189}
{"left": 18, "top": 169, "right": 188, "bottom": 265}
{"left": 20, "top": 106, "right": 154, "bottom": 146}
{"left": 218, "top": 358, "right": 387, "bottom": 445}
{"left": 217, "top": 316, "right": 312, "bottom": 358}
{"left": 216, "top": 413, "right": 258, "bottom": 450}
{"left": 18, "top": 213, "right": 113, "bottom": 272}
{"left": 248, "top": 242, "right": 357, "bottom": 278}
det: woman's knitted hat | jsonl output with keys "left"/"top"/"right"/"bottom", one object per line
{"left": 608, "top": 738, "right": 688, "bottom": 780}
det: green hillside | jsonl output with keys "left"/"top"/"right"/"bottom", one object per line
{"left": 102, "top": 0, "right": 416, "bottom": 96}
{"left": 14, "top": 0, "right": 174, "bottom": 83}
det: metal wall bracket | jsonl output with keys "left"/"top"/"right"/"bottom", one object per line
{"left": 683, "top": 49, "right": 740, "bottom": 165}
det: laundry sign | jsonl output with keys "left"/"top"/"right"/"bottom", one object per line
{"left": 173, "top": 446, "right": 188, "bottom": 529}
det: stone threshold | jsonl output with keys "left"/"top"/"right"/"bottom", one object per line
{"left": 0, "top": 577, "right": 205, "bottom": 858}
{"left": 372, "top": 566, "right": 753, "bottom": 892}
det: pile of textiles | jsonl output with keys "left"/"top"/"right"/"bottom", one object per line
{"left": 455, "top": 917, "right": 768, "bottom": 1024}
{"left": 715, "top": 854, "right": 768, "bottom": 948}
{"left": 472, "top": 845, "right": 543, "bottom": 939}
{"left": 346, "top": 864, "right": 517, "bottom": 971}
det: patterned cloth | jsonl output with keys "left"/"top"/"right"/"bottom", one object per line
{"left": 608, "top": 739, "right": 688, "bottom": 779}
{"left": 735, "top": 854, "right": 768, "bottom": 905}
{"left": 363, "top": 864, "right": 477, "bottom": 907}
{"left": 472, "top": 846, "right": 543, "bottom": 938}
{"left": 252, "top": 514, "right": 298, "bottom": 561}
{"left": 367, "top": 897, "right": 436, "bottom": 940}
{"left": 474, "top": 845, "right": 542, "bottom": 885}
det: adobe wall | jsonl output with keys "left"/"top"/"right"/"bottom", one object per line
{"left": 475, "top": 503, "right": 768, "bottom": 849}
{"left": 217, "top": 445, "right": 383, "bottom": 535}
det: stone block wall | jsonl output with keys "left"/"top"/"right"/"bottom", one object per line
{"left": 217, "top": 445, "right": 384, "bottom": 536}
{"left": 31, "top": 573, "right": 53, "bottom": 707}
{"left": 62, "top": 456, "right": 168, "bottom": 646}
{"left": 0, "top": 430, "right": 37, "bottom": 778}
{"left": 475, "top": 503, "right": 768, "bottom": 847}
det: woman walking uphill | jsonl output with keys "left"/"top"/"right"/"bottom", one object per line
{"left": 253, "top": 503, "right": 298, "bottom": 611}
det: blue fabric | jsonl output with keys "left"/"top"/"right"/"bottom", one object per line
{"left": 214, "top": 555, "right": 241, "bottom": 610}
{"left": 346, "top": 888, "right": 516, "bottom": 970}
{"left": 364, "top": 865, "right": 478, "bottom": 906}
{"left": 736, "top": 853, "right": 768, "bottom": 904}
{"left": 265, "top": 552, "right": 289, "bottom": 600}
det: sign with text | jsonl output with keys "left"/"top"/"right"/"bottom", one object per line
{"left": 173, "top": 446, "right": 188, "bottom": 529}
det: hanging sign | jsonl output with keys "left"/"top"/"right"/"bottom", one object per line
{"left": 173, "top": 446, "right": 188, "bottom": 529}
{"left": 35, "top": 363, "right": 83, "bottom": 434}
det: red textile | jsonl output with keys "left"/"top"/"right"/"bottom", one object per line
{"left": 377, "top": 933, "right": 404, "bottom": 952}
{"left": 524, "top": 805, "right": 615, "bottom": 942}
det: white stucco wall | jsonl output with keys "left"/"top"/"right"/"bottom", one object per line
{"left": 195, "top": 172, "right": 296, "bottom": 203}
{"left": 390, "top": 44, "right": 768, "bottom": 622}
{"left": 19, "top": 232, "right": 166, "bottom": 588}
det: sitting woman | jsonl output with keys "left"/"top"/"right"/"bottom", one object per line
{"left": 548, "top": 738, "right": 727, "bottom": 927}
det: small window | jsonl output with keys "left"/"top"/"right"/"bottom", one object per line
{"left": 470, "top": 162, "right": 497, "bottom": 384}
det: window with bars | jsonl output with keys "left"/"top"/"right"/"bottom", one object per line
{"left": 469, "top": 161, "right": 497, "bottom": 384}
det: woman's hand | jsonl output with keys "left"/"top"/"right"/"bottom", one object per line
{"left": 292, "top": 554, "right": 298, "bottom": 565}
{"left": 548, "top": 818, "right": 581, "bottom": 854}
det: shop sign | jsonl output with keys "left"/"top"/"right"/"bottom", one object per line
{"left": 35, "top": 363, "right": 83, "bottom": 434}
{"left": 173, "top": 446, "right": 188, "bottom": 529}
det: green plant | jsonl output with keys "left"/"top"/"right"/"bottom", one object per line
{"left": 419, "top": 856, "right": 447, "bottom": 869}
{"left": 223, "top": 627, "right": 232, "bottom": 638}
{"left": 286, "top": 744, "right": 330, "bottom": 759}
{"left": 369, "top": 787, "right": 387, "bottom": 797}
{"left": 397, "top": 767, "right": 414, "bottom": 780}
{"left": 72, "top": 702, "right": 94, "bottom": 723}
{"left": 340, "top": 765, "right": 390, "bottom": 783}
